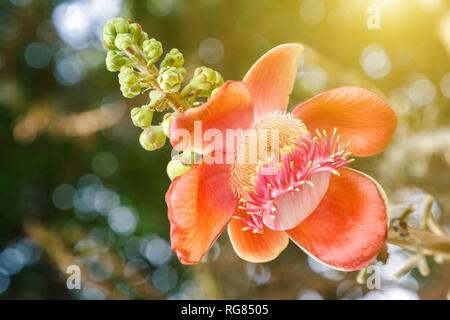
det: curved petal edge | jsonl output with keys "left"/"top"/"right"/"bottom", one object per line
{"left": 292, "top": 86, "right": 397, "bottom": 157}
{"left": 166, "top": 161, "right": 236, "bottom": 264}
{"left": 286, "top": 167, "right": 388, "bottom": 271}
{"left": 244, "top": 43, "right": 304, "bottom": 122}
{"left": 169, "top": 81, "right": 254, "bottom": 154}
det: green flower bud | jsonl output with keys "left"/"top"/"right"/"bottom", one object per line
{"left": 128, "top": 23, "right": 142, "bottom": 44}
{"left": 143, "top": 38, "right": 163, "bottom": 64}
{"left": 103, "top": 20, "right": 117, "bottom": 37}
{"left": 139, "top": 126, "right": 166, "bottom": 151}
{"left": 210, "top": 87, "right": 220, "bottom": 97}
{"left": 102, "top": 18, "right": 130, "bottom": 50}
{"left": 102, "top": 35, "right": 117, "bottom": 51}
{"left": 118, "top": 67, "right": 142, "bottom": 98}
{"left": 157, "top": 67, "right": 184, "bottom": 92}
{"left": 118, "top": 67, "right": 138, "bottom": 85}
{"left": 115, "top": 33, "right": 134, "bottom": 51}
{"left": 102, "top": 21, "right": 118, "bottom": 50}
{"left": 147, "top": 89, "right": 162, "bottom": 107}
{"left": 131, "top": 106, "right": 153, "bottom": 128}
{"left": 161, "top": 115, "right": 174, "bottom": 137}
{"left": 112, "top": 17, "right": 129, "bottom": 34}
{"left": 189, "top": 67, "right": 223, "bottom": 97}
{"left": 166, "top": 158, "right": 190, "bottom": 180}
{"left": 160, "top": 48, "right": 184, "bottom": 68}
{"left": 106, "top": 50, "right": 130, "bottom": 72}
{"left": 180, "top": 151, "right": 196, "bottom": 165}
{"left": 137, "top": 31, "right": 149, "bottom": 47}
{"left": 190, "top": 67, "right": 224, "bottom": 97}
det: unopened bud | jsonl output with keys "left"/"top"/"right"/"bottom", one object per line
{"left": 115, "top": 33, "right": 134, "bottom": 51}
{"left": 147, "top": 89, "right": 164, "bottom": 108}
{"left": 167, "top": 158, "right": 190, "bottom": 180}
{"left": 190, "top": 67, "right": 224, "bottom": 97}
{"left": 180, "top": 151, "right": 197, "bottom": 165}
{"left": 102, "top": 17, "right": 129, "bottom": 50}
{"left": 119, "top": 67, "right": 142, "bottom": 98}
{"left": 106, "top": 51, "right": 130, "bottom": 72}
{"left": 128, "top": 23, "right": 142, "bottom": 44}
{"left": 131, "top": 106, "right": 153, "bottom": 128}
{"left": 210, "top": 87, "right": 220, "bottom": 97}
{"left": 112, "top": 17, "right": 129, "bottom": 34}
{"left": 139, "top": 126, "right": 166, "bottom": 151}
{"left": 160, "top": 48, "right": 184, "bottom": 68}
{"left": 137, "top": 31, "right": 149, "bottom": 47}
{"left": 161, "top": 115, "right": 174, "bottom": 137}
{"left": 143, "top": 38, "right": 163, "bottom": 64}
{"left": 157, "top": 67, "right": 184, "bottom": 92}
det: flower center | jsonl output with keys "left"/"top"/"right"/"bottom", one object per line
{"left": 230, "top": 113, "right": 353, "bottom": 234}
{"left": 230, "top": 111, "right": 308, "bottom": 200}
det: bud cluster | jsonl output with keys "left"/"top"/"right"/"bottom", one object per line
{"left": 102, "top": 17, "right": 223, "bottom": 179}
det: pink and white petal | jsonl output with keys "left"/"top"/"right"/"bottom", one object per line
{"left": 170, "top": 81, "right": 253, "bottom": 154}
{"left": 166, "top": 160, "right": 236, "bottom": 264}
{"left": 264, "top": 172, "right": 331, "bottom": 231}
{"left": 286, "top": 167, "right": 388, "bottom": 271}
{"left": 228, "top": 208, "right": 289, "bottom": 263}
{"left": 292, "top": 87, "right": 397, "bottom": 157}
{"left": 244, "top": 43, "right": 304, "bottom": 122}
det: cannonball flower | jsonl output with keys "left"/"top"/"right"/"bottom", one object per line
{"left": 166, "top": 44, "right": 397, "bottom": 270}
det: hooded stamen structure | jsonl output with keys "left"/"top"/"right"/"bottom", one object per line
{"left": 234, "top": 127, "right": 353, "bottom": 233}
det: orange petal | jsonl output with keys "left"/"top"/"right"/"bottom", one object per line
{"left": 170, "top": 81, "right": 253, "bottom": 154}
{"left": 292, "top": 87, "right": 397, "bottom": 157}
{"left": 244, "top": 43, "right": 304, "bottom": 121}
{"left": 166, "top": 160, "right": 236, "bottom": 264}
{"left": 228, "top": 207, "right": 289, "bottom": 263}
{"left": 286, "top": 167, "right": 388, "bottom": 271}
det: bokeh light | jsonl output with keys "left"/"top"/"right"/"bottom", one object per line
{"left": 407, "top": 75, "right": 436, "bottom": 106}
{"left": 440, "top": 72, "right": 450, "bottom": 98}
{"left": 359, "top": 45, "right": 392, "bottom": 80}
{"left": 198, "top": 38, "right": 224, "bottom": 64}
{"left": 24, "top": 42, "right": 52, "bottom": 69}
{"left": 300, "top": 0, "right": 326, "bottom": 25}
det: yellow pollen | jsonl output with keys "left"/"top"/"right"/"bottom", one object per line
{"left": 229, "top": 111, "right": 308, "bottom": 200}
{"left": 270, "top": 207, "right": 276, "bottom": 212}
